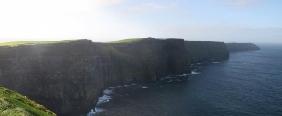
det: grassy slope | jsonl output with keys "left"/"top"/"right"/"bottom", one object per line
{"left": 0, "top": 86, "right": 56, "bottom": 116}
{"left": 0, "top": 40, "right": 74, "bottom": 47}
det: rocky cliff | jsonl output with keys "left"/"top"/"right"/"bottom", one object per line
{"left": 185, "top": 41, "right": 229, "bottom": 63}
{"left": 226, "top": 43, "right": 260, "bottom": 52}
{"left": 0, "top": 38, "right": 229, "bottom": 115}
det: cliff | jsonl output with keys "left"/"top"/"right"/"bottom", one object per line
{"left": 185, "top": 41, "right": 229, "bottom": 63}
{"left": 0, "top": 38, "right": 229, "bottom": 115}
{"left": 0, "top": 86, "right": 55, "bottom": 116}
{"left": 226, "top": 43, "right": 260, "bottom": 52}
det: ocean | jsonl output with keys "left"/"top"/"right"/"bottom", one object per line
{"left": 94, "top": 44, "right": 282, "bottom": 116}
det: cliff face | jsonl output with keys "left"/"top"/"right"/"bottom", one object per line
{"left": 104, "top": 38, "right": 188, "bottom": 83}
{"left": 226, "top": 43, "right": 260, "bottom": 52}
{"left": 0, "top": 38, "right": 229, "bottom": 115}
{"left": 185, "top": 41, "right": 229, "bottom": 63}
{"left": 0, "top": 40, "right": 100, "bottom": 115}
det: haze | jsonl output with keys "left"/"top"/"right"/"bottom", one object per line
{"left": 0, "top": 0, "right": 281, "bottom": 43}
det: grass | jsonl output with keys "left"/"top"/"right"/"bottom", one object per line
{"left": 109, "top": 38, "right": 144, "bottom": 43}
{"left": 0, "top": 38, "right": 148, "bottom": 46}
{"left": 0, "top": 40, "right": 74, "bottom": 47}
{"left": 0, "top": 86, "right": 56, "bottom": 116}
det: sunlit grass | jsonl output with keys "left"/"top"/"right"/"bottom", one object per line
{"left": 0, "top": 86, "right": 56, "bottom": 116}
{"left": 0, "top": 40, "right": 73, "bottom": 47}
{"left": 109, "top": 38, "right": 144, "bottom": 43}
{"left": 0, "top": 38, "right": 150, "bottom": 46}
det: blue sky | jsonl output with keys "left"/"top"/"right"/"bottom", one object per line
{"left": 0, "top": 0, "right": 281, "bottom": 43}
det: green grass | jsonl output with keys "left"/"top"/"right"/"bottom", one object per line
{"left": 0, "top": 38, "right": 147, "bottom": 46}
{"left": 0, "top": 40, "right": 74, "bottom": 47}
{"left": 0, "top": 86, "right": 56, "bottom": 116}
{"left": 109, "top": 38, "right": 144, "bottom": 43}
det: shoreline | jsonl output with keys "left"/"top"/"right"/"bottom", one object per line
{"left": 87, "top": 60, "right": 224, "bottom": 115}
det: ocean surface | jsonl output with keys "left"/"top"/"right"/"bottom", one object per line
{"left": 94, "top": 44, "right": 282, "bottom": 116}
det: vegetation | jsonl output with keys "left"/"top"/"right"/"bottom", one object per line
{"left": 0, "top": 86, "right": 56, "bottom": 116}
{"left": 0, "top": 38, "right": 148, "bottom": 47}
{"left": 109, "top": 38, "right": 144, "bottom": 43}
{"left": 0, "top": 40, "right": 73, "bottom": 47}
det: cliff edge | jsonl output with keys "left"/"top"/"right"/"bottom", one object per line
{"left": 226, "top": 43, "right": 260, "bottom": 52}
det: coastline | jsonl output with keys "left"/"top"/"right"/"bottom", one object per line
{"left": 88, "top": 60, "right": 225, "bottom": 115}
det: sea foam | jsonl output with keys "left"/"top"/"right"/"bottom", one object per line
{"left": 191, "top": 71, "right": 200, "bottom": 75}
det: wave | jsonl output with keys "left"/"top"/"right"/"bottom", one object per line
{"left": 142, "top": 86, "right": 149, "bottom": 89}
{"left": 191, "top": 71, "right": 200, "bottom": 75}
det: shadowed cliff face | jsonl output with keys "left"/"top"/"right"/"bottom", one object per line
{"left": 185, "top": 41, "right": 229, "bottom": 63}
{"left": 104, "top": 38, "right": 188, "bottom": 83}
{"left": 0, "top": 40, "right": 102, "bottom": 115}
{"left": 0, "top": 38, "right": 230, "bottom": 115}
{"left": 226, "top": 43, "right": 260, "bottom": 52}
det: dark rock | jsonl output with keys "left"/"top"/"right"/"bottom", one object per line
{"left": 226, "top": 43, "right": 260, "bottom": 52}
{"left": 185, "top": 41, "right": 229, "bottom": 63}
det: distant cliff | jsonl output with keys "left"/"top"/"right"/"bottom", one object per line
{"left": 0, "top": 86, "right": 55, "bottom": 116}
{"left": 226, "top": 43, "right": 260, "bottom": 52}
{"left": 185, "top": 41, "right": 229, "bottom": 63}
{"left": 0, "top": 38, "right": 230, "bottom": 115}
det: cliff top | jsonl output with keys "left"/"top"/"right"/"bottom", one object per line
{"left": 0, "top": 40, "right": 79, "bottom": 47}
{"left": 109, "top": 38, "right": 143, "bottom": 43}
{"left": 0, "top": 86, "right": 56, "bottom": 116}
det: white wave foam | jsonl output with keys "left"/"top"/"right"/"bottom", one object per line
{"left": 212, "top": 62, "right": 221, "bottom": 64}
{"left": 191, "top": 71, "right": 200, "bottom": 75}
{"left": 96, "top": 94, "right": 112, "bottom": 105}
{"left": 87, "top": 82, "right": 139, "bottom": 115}
{"left": 177, "top": 73, "right": 189, "bottom": 77}
{"left": 87, "top": 109, "right": 96, "bottom": 116}
{"left": 142, "top": 86, "right": 148, "bottom": 89}
{"left": 87, "top": 107, "right": 105, "bottom": 116}
{"left": 87, "top": 88, "right": 113, "bottom": 115}
{"left": 94, "top": 107, "right": 105, "bottom": 113}
{"left": 103, "top": 89, "right": 113, "bottom": 95}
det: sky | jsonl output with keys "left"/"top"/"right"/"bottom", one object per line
{"left": 0, "top": 0, "right": 281, "bottom": 43}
